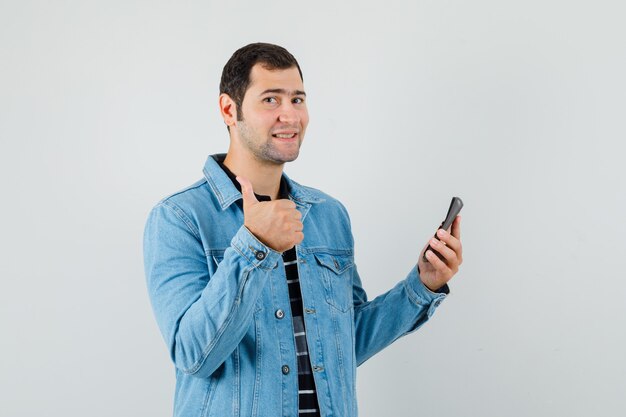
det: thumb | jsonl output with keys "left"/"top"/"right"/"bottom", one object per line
{"left": 236, "top": 176, "right": 259, "bottom": 209}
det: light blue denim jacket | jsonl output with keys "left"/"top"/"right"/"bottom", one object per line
{"left": 143, "top": 154, "right": 447, "bottom": 417}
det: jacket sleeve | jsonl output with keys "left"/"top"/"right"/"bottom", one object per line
{"left": 143, "top": 201, "right": 281, "bottom": 379}
{"left": 352, "top": 263, "right": 447, "bottom": 366}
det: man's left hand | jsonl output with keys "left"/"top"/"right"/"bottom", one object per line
{"left": 417, "top": 216, "right": 463, "bottom": 292}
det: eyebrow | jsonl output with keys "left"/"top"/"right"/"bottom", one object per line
{"left": 259, "top": 88, "right": 306, "bottom": 97}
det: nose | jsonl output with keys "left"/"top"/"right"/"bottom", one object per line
{"left": 278, "top": 102, "right": 300, "bottom": 124}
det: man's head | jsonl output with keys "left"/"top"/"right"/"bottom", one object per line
{"left": 219, "top": 43, "right": 308, "bottom": 165}
{"left": 220, "top": 43, "right": 303, "bottom": 121}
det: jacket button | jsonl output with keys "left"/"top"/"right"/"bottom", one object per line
{"left": 275, "top": 309, "right": 285, "bottom": 319}
{"left": 282, "top": 365, "right": 290, "bottom": 375}
{"left": 255, "top": 251, "right": 266, "bottom": 260}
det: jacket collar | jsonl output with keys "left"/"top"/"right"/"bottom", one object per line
{"left": 202, "top": 153, "right": 324, "bottom": 210}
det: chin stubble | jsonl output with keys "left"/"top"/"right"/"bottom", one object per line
{"left": 238, "top": 121, "right": 301, "bottom": 164}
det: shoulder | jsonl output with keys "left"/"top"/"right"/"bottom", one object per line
{"left": 157, "top": 178, "right": 209, "bottom": 208}
{"left": 147, "top": 178, "right": 212, "bottom": 228}
{"left": 290, "top": 179, "right": 352, "bottom": 222}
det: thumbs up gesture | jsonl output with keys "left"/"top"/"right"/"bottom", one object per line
{"left": 236, "top": 176, "right": 304, "bottom": 253}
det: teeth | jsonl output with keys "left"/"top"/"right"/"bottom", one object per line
{"left": 274, "top": 133, "right": 295, "bottom": 138}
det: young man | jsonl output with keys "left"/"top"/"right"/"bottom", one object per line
{"left": 144, "top": 43, "right": 463, "bottom": 417}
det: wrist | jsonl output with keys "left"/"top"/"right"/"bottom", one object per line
{"left": 417, "top": 264, "right": 446, "bottom": 293}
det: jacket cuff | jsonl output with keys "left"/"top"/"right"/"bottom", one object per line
{"left": 403, "top": 264, "right": 448, "bottom": 318}
{"left": 230, "top": 225, "right": 283, "bottom": 270}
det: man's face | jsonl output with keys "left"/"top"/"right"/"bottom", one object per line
{"left": 234, "top": 64, "right": 308, "bottom": 165}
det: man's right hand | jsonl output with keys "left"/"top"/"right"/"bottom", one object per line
{"left": 236, "top": 176, "right": 304, "bottom": 253}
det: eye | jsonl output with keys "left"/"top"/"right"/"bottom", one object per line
{"left": 293, "top": 97, "right": 305, "bottom": 104}
{"left": 263, "top": 97, "right": 278, "bottom": 104}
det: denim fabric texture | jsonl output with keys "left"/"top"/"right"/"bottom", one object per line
{"left": 143, "top": 154, "right": 447, "bottom": 417}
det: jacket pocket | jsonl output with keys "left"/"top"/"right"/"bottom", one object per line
{"left": 313, "top": 252, "right": 354, "bottom": 313}
{"left": 206, "top": 248, "right": 226, "bottom": 276}
{"left": 200, "top": 376, "right": 217, "bottom": 417}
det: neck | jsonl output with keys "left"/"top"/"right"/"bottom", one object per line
{"left": 223, "top": 146, "right": 284, "bottom": 200}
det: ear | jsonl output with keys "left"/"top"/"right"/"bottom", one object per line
{"left": 219, "top": 93, "right": 238, "bottom": 127}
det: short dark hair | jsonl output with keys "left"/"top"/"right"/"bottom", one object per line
{"left": 220, "top": 43, "right": 303, "bottom": 121}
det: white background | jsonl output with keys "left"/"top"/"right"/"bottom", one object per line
{"left": 1, "top": 1, "right": 625, "bottom": 416}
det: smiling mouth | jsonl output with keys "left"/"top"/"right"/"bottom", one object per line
{"left": 272, "top": 133, "right": 297, "bottom": 139}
